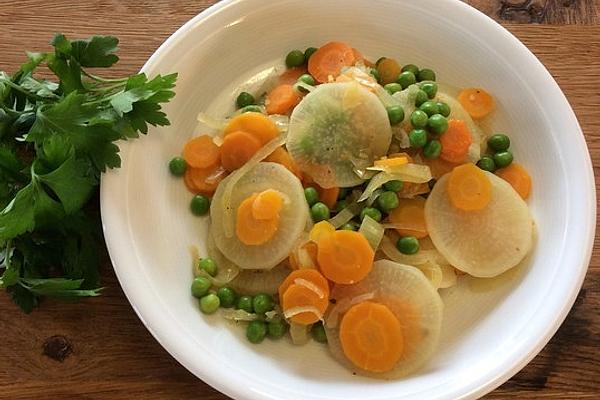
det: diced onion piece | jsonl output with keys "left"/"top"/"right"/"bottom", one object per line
{"left": 294, "top": 81, "right": 316, "bottom": 93}
{"left": 221, "top": 309, "right": 259, "bottom": 322}
{"left": 358, "top": 216, "right": 384, "bottom": 250}
{"left": 358, "top": 164, "right": 432, "bottom": 202}
{"left": 289, "top": 322, "right": 311, "bottom": 345}
{"left": 294, "top": 278, "right": 326, "bottom": 299}
{"left": 328, "top": 202, "right": 361, "bottom": 228}
{"left": 325, "top": 292, "right": 375, "bottom": 328}
{"left": 284, "top": 306, "right": 323, "bottom": 320}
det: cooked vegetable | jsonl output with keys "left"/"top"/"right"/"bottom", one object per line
{"left": 200, "top": 293, "right": 220, "bottom": 314}
{"left": 493, "top": 151, "right": 513, "bottom": 168}
{"left": 236, "top": 193, "right": 279, "bottom": 245}
{"left": 247, "top": 320, "right": 268, "bottom": 343}
{"left": 439, "top": 119, "right": 473, "bottom": 163}
{"left": 487, "top": 134, "right": 510, "bottom": 152}
{"left": 383, "top": 180, "right": 403, "bottom": 192}
{"left": 190, "top": 195, "right": 210, "bottom": 216}
{"left": 191, "top": 277, "right": 212, "bottom": 298}
{"left": 457, "top": 87, "right": 494, "bottom": 119}
{"left": 184, "top": 163, "right": 227, "bottom": 195}
{"left": 420, "top": 82, "right": 438, "bottom": 99}
{"left": 268, "top": 319, "right": 289, "bottom": 339}
{"left": 358, "top": 215, "right": 385, "bottom": 250}
{"left": 298, "top": 73, "right": 316, "bottom": 86}
{"left": 265, "top": 147, "right": 302, "bottom": 179}
{"left": 410, "top": 110, "right": 428, "bottom": 128}
{"left": 317, "top": 230, "right": 374, "bottom": 284}
{"left": 307, "top": 42, "right": 356, "bottom": 83}
{"left": 359, "top": 163, "right": 432, "bottom": 202}
{"left": 417, "top": 68, "right": 436, "bottom": 82}
{"left": 376, "top": 58, "right": 402, "bottom": 85}
{"left": 427, "top": 114, "right": 449, "bottom": 135}
{"left": 311, "top": 202, "right": 331, "bottom": 222}
{"left": 184, "top": 135, "right": 220, "bottom": 169}
{"left": 237, "top": 295, "right": 254, "bottom": 313}
{"left": 326, "top": 261, "right": 443, "bottom": 378}
{"left": 419, "top": 101, "right": 440, "bottom": 117}
{"left": 495, "top": 163, "right": 532, "bottom": 199}
{"left": 317, "top": 186, "right": 340, "bottom": 209}
{"left": 253, "top": 293, "right": 275, "bottom": 314}
{"left": 169, "top": 157, "right": 187, "bottom": 176}
{"left": 198, "top": 257, "right": 218, "bottom": 277}
{"left": 377, "top": 191, "right": 400, "bottom": 213}
{"left": 385, "top": 83, "right": 403, "bottom": 94}
{"left": 286, "top": 50, "right": 306, "bottom": 68}
{"left": 224, "top": 112, "right": 279, "bottom": 145}
{"left": 477, "top": 156, "right": 496, "bottom": 172}
{"left": 287, "top": 82, "right": 392, "bottom": 187}
{"left": 425, "top": 170, "right": 533, "bottom": 277}
{"left": 397, "top": 71, "right": 417, "bottom": 89}
{"left": 447, "top": 163, "right": 492, "bottom": 211}
{"left": 304, "top": 187, "right": 319, "bottom": 206}
{"left": 423, "top": 140, "right": 442, "bottom": 159}
{"left": 304, "top": 47, "right": 318, "bottom": 61}
{"left": 396, "top": 236, "right": 420, "bottom": 255}
{"left": 401, "top": 64, "right": 419, "bottom": 75}
{"left": 409, "top": 129, "right": 428, "bottom": 148}
{"left": 388, "top": 197, "right": 428, "bottom": 239}
{"left": 387, "top": 105, "right": 405, "bottom": 125}
{"left": 266, "top": 84, "right": 301, "bottom": 115}
{"left": 220, "top": 131, "right": 262, "bottom": 172}
{"left": 360, "top": 207, "right": 382, "bottom": 222}
{"left": 415, "top": 89, "right": 428, "bottom": 106}
{"left": 309, "top": 221, "right": 336, "bottom": 243}
{"left": 217, "top": 287, "right": 237, "bottom": 308}
{"left": 437, "top": 102, "right": 451, "bottom": 117}
{"left": 280, "top": 269, "right": 330, "bottom": 325}
{"left": 230, "top": 263, "right": 291, "bottom": 295}
{"left": 311, "top": 322, "right": 328, "bottom": 343}
{"left": 236, "top": 91, "right": 255, "bottom": 108}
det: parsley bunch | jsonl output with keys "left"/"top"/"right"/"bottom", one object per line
{"left": 0, "top": 34, "right": 177, "bottom": 312}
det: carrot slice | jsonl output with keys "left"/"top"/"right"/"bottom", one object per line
{"left": 496, "top": 163, "right": 532, "bottom": 199}
{"left": 182, "top": 135, "right": 220, "bottom": 169}
{"left": 278, "top": 269, "right": 330, "bottom": 300}
{"left": 339, "top": 301, "right": 404, "bottom": 373}
{"left": 265, "top": 147, "right": 302, "bottom": 179}
{"left": 374, "top": 156, "right": 409, "bottom": 168}
{"left": 387, "top": 197, "right": 428, "bottom": 238}
{"left": 309, "top": 221, "right": 336, "bottom": 243}
{"left": 224, "top": 112, "right": 279, "bottom": 145}
{"left": 458, "top": 88, "right": 495, "bottom": 119}
{"left": 352, "top": 48, "right": 364, "bottom": 64}
{"left": 423, "top": 157, "right": 460, "bottom": 180}
{"left": 252, "top": 189, "right": 283, "bottom": 220}
{"left": 289, "top": 242, "right": 319, "bottom": 270}
{"left": 265, "top": 84, "right": 301, "bottom": 115}
{"left": 439, "top": 119, "right": 473, "bottom": 164}
{"left": 184, "top": 164, "right": 226, "bottom": 195}
{"left": 278, "top": 66, "right": 307, "bottom": 85}
{"left": 447, "top": 163, "right": 492, "bottom": 211}
{"left": 308, "top": 41, "right": 356, "bottom": 83}
{"left": 318, "top": 186, "right": 340, "bottom": 209}
{"left": 317, "top": 231, "right": 374, "bottom": 284}
{"left": 236, "top": 193, "right": 279, "bottom": 245}
{"left": 281, "top": 283, "right": 329, "bottom": 325}
{"left": 220, "top": 130, "right": 262, "bottom": 172}
{"left": 376, "top": 58, "right": 401, "bottom": 85}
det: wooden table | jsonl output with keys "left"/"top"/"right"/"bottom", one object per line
{"left": 0, "top": 1, "right": 598, "bottom": 399}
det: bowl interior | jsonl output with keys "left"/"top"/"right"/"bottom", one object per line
{"left": 100, "top": 1, "right": 595, "bottom": 399}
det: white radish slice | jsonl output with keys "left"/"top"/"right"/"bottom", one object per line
{"left": 325, "top": 260, "right": 443, "bottom": 379}
{"left": 425, "top": 171, "right": 533, "bottom": 277}
{"left": 287, "top": 82, "right": 392, "bottom": 188}
{"left": 210, "top": 162, "right": 308, "bottom": 269}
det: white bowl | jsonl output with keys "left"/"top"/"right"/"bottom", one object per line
{"left": 100, "top": 0, "right": 596, "bottom": 399}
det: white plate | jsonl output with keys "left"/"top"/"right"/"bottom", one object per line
{"left": 100, "top": 0, "right": 596, "bottom": 399}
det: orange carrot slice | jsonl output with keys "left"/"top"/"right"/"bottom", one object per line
{"left": 265, "top": 147, "right": 302, "bottom": 179}
{"left": 317, "top": 231, "right": 374, "bottom": 284}
{"left": 424, "top": 157, "right": 460, "bottom": 180}
{"left": 265, "top": 84, "right": 301, "bottom": 115}
{"left": 308, "top": 42, "right": 356, "bottom": 83}
{"left": 224, "top": 112, "right": 279, "bottom": 145}
{"left": 252, "top": 189, "right": 283, "bottom": 220}
{"left": 318, "top": 186, "right": 340, "bottom": 209}
{"left": 184, "top": 164, "right": 226, "bottom": 195}
{"left": 236, "top": 193, "right": 279, "bottom": 245}
{"left": 279, "top": 66, "right": 308, "bottom": 85}
{"left": 278, "top": 269, "right": 330, "bottom": 300}
{"left": 309, "top": 221, "right": 336, "bottom": 243}
{"left": 220, "top": 130, "right": 262, "bottom": 172}
{"left": 458, "top": 88, "right": 495, "bottom": 119}
{"left": 496, "top": 163, "right": 532, "bottom": 199}
{"left": 374, "top": 156, "right": 409, "bottom": 168}
{"left": 376, "top": 58, "right": 401, "bottom": 85}
{"left": 440, "top": 119, "right": 473, "bottom": 164}
{"left": 182, "top": 135, "right": 220, "bottom": 169}
{"left": 339, "top": 301, "right": 404, "bottom": 373}
{"left": 279, "top": 269, "right": 330, "bottom": 325}
{"left": 447, "top": 163, "right": 492, "bottom": 211}
{"left": 289, "top": 242, "right": 319, "bottom": 270}
{"left": 388, "top": 197, "right": 428, "bottom": 238}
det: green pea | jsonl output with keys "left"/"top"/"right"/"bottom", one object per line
{"left": 417, "top": 68, "right": 436, "bottom": 82}
{"left": 334, "top": 199, "right": 348, "bottom": 213}
{"left": 246, "top": 320, "right": 267, "bottom": 344}
{"left": 304, "top": 47, "right": 318, "bottom": 61}
{"left": 383, "top": 180, "right": 403, "bottom": 192}
{"left": 304, "top": 187, "right": 319, "bottom": 206}
{"left": 298, "top": 73, "right": 315, "bottom": 86}
{"left": 409, "top": 129, "right": 428, "bottom": 149}
{"left": 198, "top": 257, "right": 218, "bottom": 277}
{"left": 386, "top": 105, "right": 405, "bottom": 125}
{"left": 375, "top": 57, "right": 386, "bottom": 66}
{"left": 410, "top": 110, "right": 429, "bottom": 129}
{"left": 487, "top": 134, "right": 511, "bottom": 152}
{"left": 396, "top": 236, "right": 420, "bottom": 255}
{"left": 377, "top": 191, "right": 400, "bottom": 213}
{"left": 340, "top": 222, "right": 359, "bottom": 231}
{"left": 241, "top": 105, "right": 263, "bottom": 113}
{"left": 401, "top": 64, "right": 419, "bottom": 75}
{"left": 384, "top": 83, "right": 402, "bottom": 94}
{"left": 493, "top": 151, "right": 513, "bottom": 168}
{"left": 267, "top": 319, "right": 288, "bottom": 339}
{"left": 369, "top": 68, "right": 381, "bottom": 83}
{"left": 168, "top": 157, "right": 186, "bottom": 176}
{"left": 311, "top": 202, "right": 330, "bottom": 222}
{"left": 415, "top": 89, "right": 428, "bottom": 107}
{"left": 285, "top": 49, "right": 305, "bottom": 67}
{"left": 311, "top": 322, "right": 328, "bottom": 343}
{"left": 423, "top": 139, "right": 442, "bottom": 159}
{"left": 190, "top": 195, "right": 210, "bottom": 216}
{"left": 236, "top": 295, "right": 254, "bottom": 313}
{"left": 253, "top": 293, "right": 275, "bottom": 314}
{"left": 360, "top": 207, "right": 382, "bottom": 222}
{"left": 191, "top": 277, "right": 211, "bottom": 298}
{"left": 420, "top": 81, "right": 438, "bottom": 99}
{"left": 419, "top": 100, "right": 440, "bottom": 117}
{"left": 236, "top": 91, "right": 255, "bottom": 109}
{"left": 396, "top": 71, "right": 417, "bottom": 89}
{"left": 427, "top": 114, "right": 449, "bottom": 135}
{"left": 199, "top": 293, "right": 220, "bottom": 314}
{"left": 477, "top": 156, "right": 496, "bottom": 172}
{"left": 437, "top": 102, "right": 451, "bottom": 117}
{"left": 216, "top": 287, "right": 237, "bottom": 308}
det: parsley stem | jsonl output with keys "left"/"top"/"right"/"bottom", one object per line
{"left": 1, "top": 80, "right": 46, "bottom": 102}
{"left": 82, "top": 69, "right": 128, "bottom": 83}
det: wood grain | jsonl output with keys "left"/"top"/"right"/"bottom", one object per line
{"left": 0, "top": 1, "right": 599, "bottom": 399}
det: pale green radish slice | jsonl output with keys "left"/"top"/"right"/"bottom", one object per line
{"left": 287, "top": 82, "right": 392, "bottom": 188}
{"left": 425, "top": 171, "right": 533, "bottom": 277}
{"left": 210, "top": 162, "right": 308, "bottom": 270}
{"left": 325, "top": 260, "right": 443, "bottom": 379}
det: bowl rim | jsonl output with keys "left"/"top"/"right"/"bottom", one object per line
{"left": 100, "top": 0, "right": 596, "bottom": 399}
